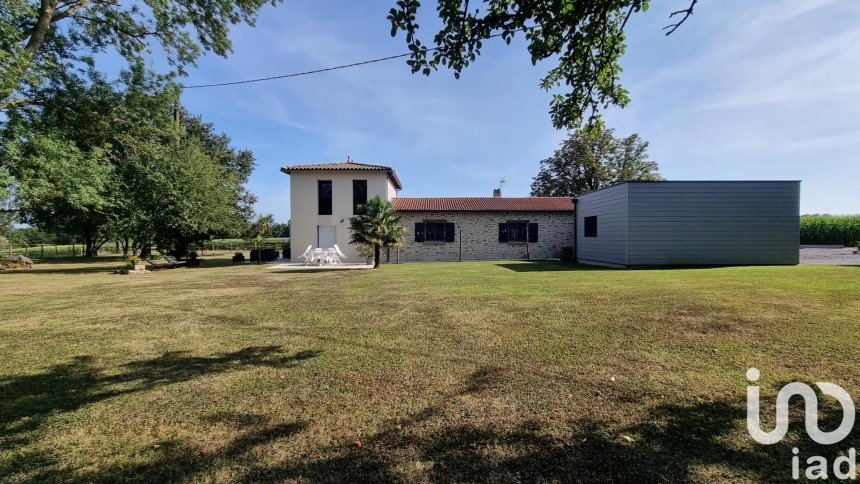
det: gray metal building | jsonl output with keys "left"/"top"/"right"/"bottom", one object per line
{"left": 574, "top": 181, "right": 800, "bottom": 267}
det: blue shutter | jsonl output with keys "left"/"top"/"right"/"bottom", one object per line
{"left": 444, "top": 223, "right": 455, "bottom": 242}
{"left": 498, "top": 223, "right": 509, "bottom": 242}
{"left": 528, "top": 223, "right": 538, "bottom": 243}
{"left": 415, "top": 223, "right": 425, "bottom": 242}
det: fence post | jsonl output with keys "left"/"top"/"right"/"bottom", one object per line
{"left": 41, "top": 245, "right": 44, "bottom": 258}
{"left": 72, "top": 244, "right": 76, "bottom": 257}
{"left": 24, "top": 245, "right": 28, "bottom": 257}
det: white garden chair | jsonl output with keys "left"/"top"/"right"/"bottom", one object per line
{"left": 332, "top": 244, "right": 348, "bottom": 264}
{"left": 297, "top": 245, "right": 313, "bottom": 265}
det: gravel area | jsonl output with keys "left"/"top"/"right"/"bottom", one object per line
{"left": 800, "top": 247, "right": 860, "bottom": 265}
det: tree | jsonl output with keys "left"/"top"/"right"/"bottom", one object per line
{"left": 1, "top": 67, "right": 255, "bottom": 256}
{"left": 248, "top": 214, "right": 273, "bottom": 263}
{"left": 1, "top": 0, "right": 281, "bottom": 110}
{"left": 269, "top": 221, "right": 290, "bottom": 238}
{"left": 348, "top": 196, "right": 404, "bottom": 268}
{"left": 530, "top": 127, "right": 661, "bottom": 197}
{"left": 388, "top": 0, "right": 698, "bottom": 130}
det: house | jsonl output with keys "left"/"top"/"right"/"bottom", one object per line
{"left": 575, "top": 181, "right": 800, "bottom": 267}
{"left": 281, "top": 160, "right": 401, "bottom": 261}
{"left": 281, "top": 160, "right": 800, "bottom": 266}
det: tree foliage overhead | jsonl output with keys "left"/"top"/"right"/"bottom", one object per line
{"left": 0, "top": 0, "right": 281, "bottom": 109}
{"left": 530, "top": 126, "right": 661, "bottom": 197}
{"left": 388, "top": 0, "right": 697, "bottom": 130}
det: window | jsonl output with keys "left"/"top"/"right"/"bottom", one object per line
{"left": 584, "top": 216, "right": 597, "bottom": 237}
{"left": 425, "top": 222, "right": 446, "bottom": 242}
{"left": 498, "top": 222, "right": 537, "bottom": 243}
{"left": 318, "top": 180, "right": 332, "bottom": 215}
{"left": 414, "top": 222, "right": 454, "bottom": 242}
{"left": 507, "top": 222, "right": 528, "bottom": 243}
{"left": 352, "top": 180, "right": 367, "bottom": 214}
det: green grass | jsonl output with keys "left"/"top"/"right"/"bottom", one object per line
{"left": 1, "top": 258, "right": 858, "bottom": 482}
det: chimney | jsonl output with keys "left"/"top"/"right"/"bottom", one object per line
{"left": 492, "top": 188, "right": 502, "bottom": 197}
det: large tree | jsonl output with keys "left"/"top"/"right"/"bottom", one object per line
{"left": 388, "top": 0, "right": 697, "bottom": 130}
{"left": 530, "top": 127, "right": 661, "bottom": 197}
{"left": 1, "top": 67, "right": 254, "bottom": 256}
{"left": 0, "top": 0, "right": 281, "bottom": 110}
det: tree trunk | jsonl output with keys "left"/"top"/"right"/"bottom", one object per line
{"left": 373, "top": 244, "right": 381, "bottom": 268}
{"left": 83, "top": 229, "right": 97, "bottom": 257}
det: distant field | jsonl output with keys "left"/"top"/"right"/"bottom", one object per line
{"left": 1, "top": 257, "right": 858, "bottom": 481}
{"left": 800, "top": 215, "right": 860, "bottom": 246}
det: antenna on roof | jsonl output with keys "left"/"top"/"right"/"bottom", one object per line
{"left": 346, "top": 155, "right": 351, "bottom": 162}
{"left": 493, "top": 178, "right": 507, "bottom": 197}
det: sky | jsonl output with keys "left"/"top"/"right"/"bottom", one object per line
{"left": 175, "top": 0, "right": 860, "bottom": 222}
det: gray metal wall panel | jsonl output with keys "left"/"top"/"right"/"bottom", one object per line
{"left": 575, "top": 184, "right": 628, "bottom": 265}
{"left": 626, "top": 181, "right": 800, "bottom": 265}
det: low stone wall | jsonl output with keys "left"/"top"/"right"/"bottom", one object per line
{"left": 392, "top": 211, "right": 575, "bottom": 262}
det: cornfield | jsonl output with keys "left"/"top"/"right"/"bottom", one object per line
{"left": 800, "top": 215, "right": 860, "bottom": 246}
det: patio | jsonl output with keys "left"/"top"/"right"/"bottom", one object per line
{"left": 267, "top": 261, "right": 373, "bottom": 272}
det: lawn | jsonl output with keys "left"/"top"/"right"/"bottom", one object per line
{"left": 1, "top": 257, "right": 858, "bottom": 482}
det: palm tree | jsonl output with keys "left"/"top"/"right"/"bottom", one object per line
{"left": 348, "top": 196, "right": 404, "bottom": 268}
{"left": 249, "top": 214, "right": 274, "bottom": 263}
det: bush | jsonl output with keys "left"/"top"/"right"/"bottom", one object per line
{"left": 559, "top": 246, "right": 575, "bottom": 262}
{"left": 800, "top": 215, "right": 860, "bottom": 246}
{"left": 232, "top": 252, "right": 245, "bottom": 263}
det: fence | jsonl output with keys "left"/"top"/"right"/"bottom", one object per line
{"left": 2, "top": 243, "right": 103, "bottom": 258}
{"left": 2, "top": 238, "right": 290, "bottom": 259}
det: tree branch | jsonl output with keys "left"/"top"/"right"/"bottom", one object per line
{"left": 23, "top": 0, "right": 57, "bottom": 54}
{"left": 663, "top": 0, "right": 697, "bottom": 36}
{"left": 51, "top": 0, "right": 91, "bottom": 22}
{"left": 0, "top": 97, "right": 37, "bottom": 111}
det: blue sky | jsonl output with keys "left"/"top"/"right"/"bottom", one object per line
{"left": 177, "top": 0, "right": 859, "bottom": 222}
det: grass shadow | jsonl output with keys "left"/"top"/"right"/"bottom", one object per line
{"left": 0, "top": 346, "right": 321, "bottom": 450}
{"left": 496, "top": 261, "right": 613, "bottom": 272}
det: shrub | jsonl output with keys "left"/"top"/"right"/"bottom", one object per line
{"left": 559, "top": 246, "right": 575, "bottom": 262}
{"left": 232, "top": 252, "right": 245, "bottom": 263}
{"left": 800, "top": 215, "right": 860, "bottom": 246}
{"left": 125, "top": 256, "right": 144, "bottom": 268}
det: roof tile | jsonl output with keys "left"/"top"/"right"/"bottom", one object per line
{"left": 392, "top": 197, "right": 575, "bottom": 212}
{"left": 280, "top": 160, "right": 402, "bottom": 189}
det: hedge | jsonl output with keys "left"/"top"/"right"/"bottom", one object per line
{"left": 800, "top": 215, "right": 860, "bottom": 246}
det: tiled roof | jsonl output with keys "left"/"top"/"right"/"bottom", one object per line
{"left": 280, "top": 160, "right": 402, "bottom": 189}
{"left": 392, "top": 197, "right": 575, "bottom": 212}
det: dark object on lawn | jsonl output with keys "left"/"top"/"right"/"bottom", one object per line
{"left": 1, "top": 255, "right": 34, "bottom": 269}
{"left": 232, "top": 252, "right": 246, "bottom": 263}
{"left": 147, "top": 255, "right": 187, "bottom": 269}
{"left": 250, "top": 249, "right": 279, "bottom": 262}
{"left": 559, "top": 246, "right": 575, "bottom": 262}
{"left": 186, "top": 251, "right": 203, "bottom": 267}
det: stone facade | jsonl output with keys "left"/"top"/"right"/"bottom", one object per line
{"left": 391, "top": 211, "right": 576, "bottom": 262}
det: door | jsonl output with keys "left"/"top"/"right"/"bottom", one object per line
{"left": 318, "top": 225, "right": 337, "bottom": 248}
